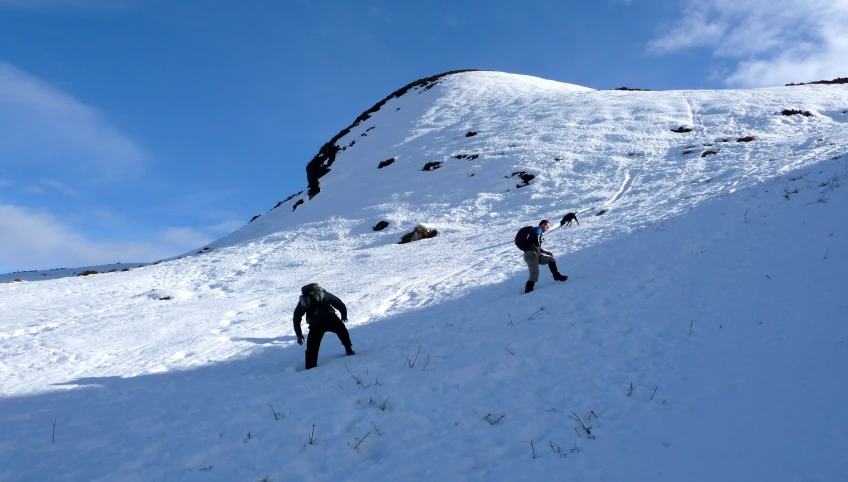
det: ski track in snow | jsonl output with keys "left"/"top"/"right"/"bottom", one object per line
{"left": 1, "top": 72, "right": 847, "bottom": 481}
{"left": 607, "top": 169, "right": 632, "bottom": 205}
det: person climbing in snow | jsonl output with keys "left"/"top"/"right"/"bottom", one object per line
{"left": 521, "top": 220, "right": 567, "bottom": 293}
{"left": 293, "top": 283, "right": 355, "bottom": 370}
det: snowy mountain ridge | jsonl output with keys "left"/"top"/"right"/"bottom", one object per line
{"left": 224, "top": 70, "right": 847, "bottom": 250}
{"left": 1, "top": 71, "right": 847, "bottom": 481}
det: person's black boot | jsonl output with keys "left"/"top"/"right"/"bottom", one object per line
{"left": 345, "top": 345, "right": 356, "bottom": 356}
{"left": 524, "top": 280, "right": 535, "bottom": 293}
{"left": 549, "top": 262, "right": 568, "bottom": 281}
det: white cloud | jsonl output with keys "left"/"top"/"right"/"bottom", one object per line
{"left": 445, "top": 16, "right": 463, "bottom": 27}
{"left": 0, "top": 0, "right": 131, "bottom": 10}
{"left": 21, "top": 185, "right": 44, "bottom": 194}
{"left": 0, "top": 61, "right": 145, "bottom": 178}
{"left": 162, "top": 227, "right": 214, "bottom": 250}
{"left": 647, "top": 0, "right": 848, "bottom": 87}
{"left": 40, "top": 179, "right": 79, "bottom": 196}
{"left": 205, "top": 219, "right": 245, "bottom": 234}
{"left": 15, "top": 179, "right": 78, "bottom": 196}
{"left": 0, "top": 203, "right": 209, "bottom": 272}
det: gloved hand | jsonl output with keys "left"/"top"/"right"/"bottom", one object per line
{"left": 297, "top": 335, "right": 304, "bottom": 345}
{"left": 341, "top": 317, "right": 348, "bottom": 323}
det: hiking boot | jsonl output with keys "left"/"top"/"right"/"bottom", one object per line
{"left": 524, "top": 280, "right": 535, "bottom": 293}
{"left": 549, "top": 262, "right": 568, "bottom": 281}
{"left": 345, "top": 346, "right": 356, "bottom": 356}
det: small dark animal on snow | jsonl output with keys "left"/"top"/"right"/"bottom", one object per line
{"left": 560, "top": 212, "right": 579, "bottom": 227}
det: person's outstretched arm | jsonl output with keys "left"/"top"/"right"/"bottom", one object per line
{"left": 324, "top": 291, "right": 348, "bottom": 321}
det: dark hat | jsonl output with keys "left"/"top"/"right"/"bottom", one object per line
{"left": 301, "top": 283, "right": 323, "bottom": 303}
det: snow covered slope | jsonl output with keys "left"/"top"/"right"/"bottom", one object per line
{"left": 1, "top": 71, "right": 846, "bottom": 481}
{"left": 0, "top": 262, "right": 152, "bottom": 283}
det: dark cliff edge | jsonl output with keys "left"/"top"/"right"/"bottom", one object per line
{"left": 304, "top": 69, "right": 481, "bottom": 199}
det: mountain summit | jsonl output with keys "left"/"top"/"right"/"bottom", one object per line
{"left": 223, "top": 70, "right": 845, "bottom": 252}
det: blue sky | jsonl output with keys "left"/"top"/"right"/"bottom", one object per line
{"left": 0, "top": 0, "right": 845, "bottom": 272}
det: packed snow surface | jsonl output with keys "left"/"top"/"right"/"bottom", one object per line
{"left": 1, "top": 71, "right": 847, "bottom": 481}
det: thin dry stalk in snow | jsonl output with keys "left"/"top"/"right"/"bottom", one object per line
{"left": 349, "top": 431, "right": 371, "bottom": 450}
{"left": 345, "top": 363, "right": 370, "bottom": 389}
{"left": 569, "top": 412, "right": 593, "bottom": 438}
{"left": 369, "top": 397, "right": 389, "bottom": 411}
{"left": 483, "top": 413, "right": 505, "bottom": 425}
{"left": 526, "top": 440, "right": 537, "bottom": 459}
{"left": 307, "top": 424, "right": 316, "bottom": 445}
{"left": 406, "top": 346, "right": 421, "bottom": 368}
{"left": 422, "top": 354, "right": 440, "bottom": 371}
{"left": 268, "top": 404, "right": 283, "bottom": 420}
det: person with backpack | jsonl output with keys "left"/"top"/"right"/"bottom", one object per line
{"left": 293, "top": 283, "right": 355, "bottom": 370}
{"left": 516, "top": 220, "right": 567, "bottom": 293}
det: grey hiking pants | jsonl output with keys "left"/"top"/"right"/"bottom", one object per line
{"left": 523, "top": 250, "right": 555, "bottom": 282}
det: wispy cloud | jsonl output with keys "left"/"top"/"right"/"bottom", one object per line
{"left": 0, "top": 0, "right": 132, "bottom": 11}
{"left": 0, "top": 61, "right": 145, "bottom": 178}
{"left": 162, "top": 227, "right": 214, "bottom": 250}
{"left": 647, "top": 0, "right": 848, "bottom": 87}
{"left": 21, "top": 185, "right": 45, "bottom": 195}
{"left": 0, "top": 203, "right": 213, "bottom": 272}
{"left": 15, "top": 179, "right": 79, "bottom": 196}
{"left": 205, "top": 219, "right": 245, "bottom": 234}
{"left": 161, "top": 216, "right": 246, "bottom": 250}
{"left": 445, "top": 16, "right": 463, "bottom": 27}
{"left": 0, "top": 203, "right": 153, "bottom": 270}
{"left": 40, "top": 179, "right": 79, "bottom": 196}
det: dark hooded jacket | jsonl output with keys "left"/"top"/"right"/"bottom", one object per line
{"left": 292, "top": 287, "right": 347, "bottom": 338}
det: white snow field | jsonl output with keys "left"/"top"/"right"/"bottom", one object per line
{"left": 1, "top": 71, "right": 847, "bottom": 481}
